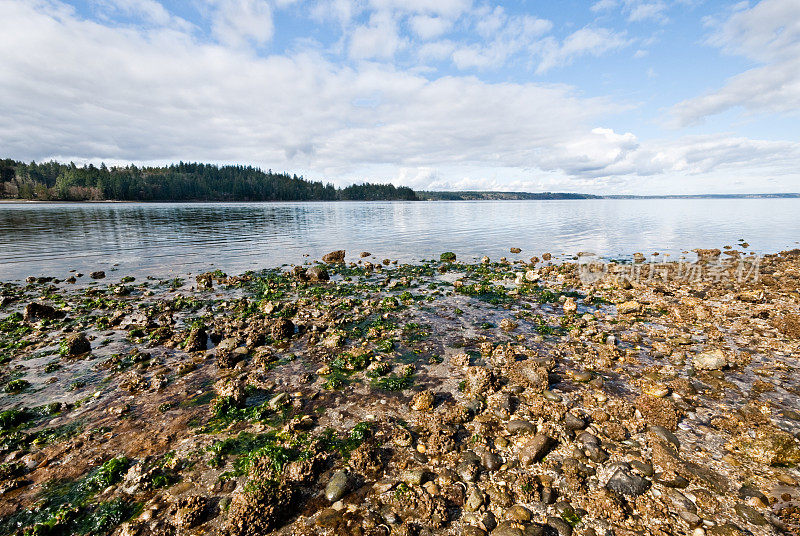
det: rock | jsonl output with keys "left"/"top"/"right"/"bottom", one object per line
{"left": 648, "top": 425, "right": 680, "bottom": 449}
{"left": 316, "top": 508, "right": 342, "bottom": 528}
{"left": 410, "top": 390, "right": 435, "bottom": 412}
{"left": 727, "top": 426, "right": 800, "bottom": 465}
{"left": 510, "top": 247, "right": 521, "bottom": 254}
{"left": 506, "top": 420, "right": 536, "bottom": 435}
{"left": 271, "top": 318, "right": 294, "bottom": 340}
{"left": 546, "top": 516, "right": 573, "bottom": 536}
{"left": 401, "top": 468, "right": 426, "bottom": 486}
{"left": 440, "top": 252, "right": 456, "bottom": 262}
{"left": 184, "top": 327, "right": 207, "bottom": 352}
{"left": 456, "top": 461, "right": 480, "bottom": 482}
{"left": 61, "top": 332, "right": 90, "bottom": 356}
{"left": 24, "top": 302, "right": 61, "bottom": 321}
{"left": 482, "top": 451, "right": 503, "bottom": 471}
{"left": 491, "top": 523, "right": 523, "bottom": 536}
{"left": 322, "top": 250, "right": 345, "bottom": 263}
{"left": 306, "top": 266, "right": 330, "bottom": 281}
{"left": 90, "top": 271, "right": 106, "bottom": 279}
{"left": 564, "top": 412, "right": 586, "bottom": 431}
{"left": 506, "top": 505, "right": 531, "bottom": 522}
{"left": 519, "top": 434, "right": 555, "bottom": 465}
{"left": 617, "top": 301, "right": 641, "bottom": 315}
{"left": 693, "top": 349, "right": 727, "bottom": 371}
{"left": 605, "top": 467, "right": 650, "bottom": 496}
{"left": 465, "top": 486, "right": 484, "bottom": 511}
{"left": 562, "top": 297, "right": 577, "bottom": 315}
{"left": 360, "top": 251, "right": 371, "bottom": 257}
{"left": 734, "top": 503, "right": 766, "bottom": 526}
{"left": 464, "top": 527, "right": 488, "bottom": 536}
{"left": 325, "top": 470, "right": 349, "bottom": 502}
{"left": 173, "top": 495, "right": 208, "bottom": 528}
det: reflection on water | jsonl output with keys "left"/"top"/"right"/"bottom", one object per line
{"left": 0, "top": 199, "right": 798, "bottom": 280}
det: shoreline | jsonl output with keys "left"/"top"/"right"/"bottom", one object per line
{"left": 1, "top": 249, "right": 798, "bottom": 535}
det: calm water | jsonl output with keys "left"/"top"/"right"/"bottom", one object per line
{"left": 0, "top": 199, "right": 798, "bottom": 280}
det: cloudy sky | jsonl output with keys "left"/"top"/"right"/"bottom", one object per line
{"left": 1, "top": 0, "right": 799, "bottom": 193}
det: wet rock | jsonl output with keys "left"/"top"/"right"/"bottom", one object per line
{"left": 693, "top": 349, "right": 727, "bottom": 371}
{"left": 24, "top": 302, "right": 61, "bottom": 321}
{"left": 325, "top": 470, "right": 349, "bottom": 502}
{"left": 61, "top": 332, "right": 91, "bottom": 356}
{"left": 706, "top": 524, "right": 745, "bottom": 536}
{"left": 564, "top": 412, "right": 586, "bottom": 431}
{"left": 316, "top": 508, "right": 342, "bottom": 529}
{"left": 402, "top": 468, "right": 426, "bottom": 486}
{"left": 648, "top": 425, "right": 680, "bottom": 450}
{"left": 506, "top": 420, "right": 536, "bottom": 435}
{"left": 410, "top": 390, "right": 435, "bottom": 412}
{"left": 173, "top": 495, "right": 209, "bottom": 528}
{"left": 617, "top": 301, "right": 641, "bottom": 314}
{"left": 227, "top": 479, "right": 295, "bottom": 535}
{"left": 271, "top": 318, "right": 294, "bottom": 340}
{"left": 506, "top": 505, "right": 532, "bottom": 523}
{"left": 457, "top": 461, "right": 480, "bottom": 482}
{"left": 605, "top": 466, "right": 650, "bottom": 497}
{"left": 306, "top": 265, "right": 330, "bottom": 281}
{"left": 322, "top": 250, "right": 346, "bottom": 263}
{"left": 519, "top": 434, "right": 555, "bottom": 465}
{"left": 465, "top": 486, "right": 485, "bottom": 511}
{"left": 482, "top": 451, "right": 503, "bottom": 471}
{"left": 90, "top": 271, "right": 106, "bottom": 279}
{"left": 727, "top": 425, "right": 800, "bottom": 465}
{"left": 562, "top": 297, "right": 577, "bottom": 315}
{"left": 546, "top": 516, "right": 573, "bottom": 536}
{"left": 734, "top": 503, "right": 766, "bottom": 526}
{"left": 464, "top": 527, "right": 488, "bottom": 536}
{"left": 184, "top": 327, "right": 207, "bottom": 352}
{"left": 491, "top": 523, "right": 523, "bottom": 536}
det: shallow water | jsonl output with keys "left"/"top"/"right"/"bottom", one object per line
{"left": 1, "top": 199, "right": 799, "bottom": 280}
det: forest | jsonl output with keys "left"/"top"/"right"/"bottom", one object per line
{"left": 0, "top": 159, "right": 418, "bottom": 202}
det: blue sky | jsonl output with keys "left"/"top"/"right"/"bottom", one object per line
{"left": 1, "top": 0, "right": 799, "bottom": 193}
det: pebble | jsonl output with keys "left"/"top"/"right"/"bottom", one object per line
{"left": 606, "top": 467, "right": 651, "bottom": 496}
{"left": 325, "top": 470, "right": 349, "bottom": 502}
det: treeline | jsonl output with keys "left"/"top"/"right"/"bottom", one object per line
{"left": 0, "top": 159, "right": 418, "bottom": 202}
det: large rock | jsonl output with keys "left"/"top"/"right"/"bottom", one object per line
{"left": 61, "top": 332, "right": 90, "bottom": 356}
{"left": 727, "top": 426, "right": 800, "bottom": 466}
{"left": 605, "top": 466, "right": 650, "bottom": 496}
{"left": 693, "top": 349, "right": 727, "bottom": 371}
{"left": 271, "top": 318, "right": 295, "bottom": 340}
{"left": 24, "top": 302, "right": 62, "bottom": 321}
{"left": 325, "top": 470, "right": 349, "bottom": 502}
{"left": 306, "top": 266, "right": 330, "bottom": 281}
{"left": 519, "top": 434, "right": 555, "bottom": 465}
{"left": 322, "top": 250, "right": 345, "bottom": 263}
{"left": 184, "top": 327, "right": 208, "bottom": 352}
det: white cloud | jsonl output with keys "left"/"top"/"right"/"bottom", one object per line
{"left": 536, "top": 27, "right": 630, "bottom": 74}
{"left": 207, "top": 0, "right": 274, "bottom": 47}
{"left": 671, "top": 0, "right": 800, "bottom": 125}
{"left": 409, "top": 15, "right": 451, "bottom": 40}
{"left": 349, "top": 11, "right": 404, "bottom": 59}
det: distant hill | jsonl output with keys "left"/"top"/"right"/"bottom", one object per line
{"left": 420, "top": 191, "right": 800, "bottom": 200}
{"left": 0, "top": 159, "right": 418, "bottom": 202}
{"left": 419, "top": 191, "right": 601, "bottom": 200}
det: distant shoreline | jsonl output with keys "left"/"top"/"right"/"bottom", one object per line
{"left": 2, "top": 193, "right": 800, "bottom": 204}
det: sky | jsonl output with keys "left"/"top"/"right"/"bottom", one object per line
{"left": 1, "top": 0, "right": 799, "bottom": 194}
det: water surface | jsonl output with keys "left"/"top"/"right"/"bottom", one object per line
{"left": 1, "top": 199, "right": 798, "bottom": 280}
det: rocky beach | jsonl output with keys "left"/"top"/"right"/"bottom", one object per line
{"left": 0, "top": 246, "right": 799, "bottom": 536}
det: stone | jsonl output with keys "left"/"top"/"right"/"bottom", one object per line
{"left": 184, "top": 327, "right": 207, "bottom": 352}
{"left": 456, "top": 461, "right": 480, "bottom": 483}
{"left": 734, "top": 503, "right": 766, "bottom": 526}
{"left": 90, "top": 271, "right": 106, "bottom": 279}
{"left": 322, "top": 250, "right": 346, "bottom": 263}
{"left": 482, "top": 451, "right": 503, "bottom": 471}
{"left": 465, "top": 486, "right": 484, "bottom": 511}
{"left": 271, "top": 318, "right": 294, "bottom": 340}
{"left": 562, "top": 297, "right": 577, "bottom": 315}
{"left": 401, "top": 468, "right": 426, "bottom": 486}
{"left": 693, "top": 349, "right": 727, "bottom": 371}
{"left": 410, "top": 390, "right": 435, "bottom": 412}
{"left": 325, "top": 470, "right": 349, "bottom": 502}
{"left": 605, "top": 467, "right": 650, "bottom": 496}
{"left": 24, "top": 302, "right": 61, "bottom": 321}
{"left": 546, "top": 517, "right": 573, "bottom": 536}
{"left": 61, "top": 332, "right": 91, "bottom": 356}
{"left": 306, "top": 266, "right": 330, "bottom": 281}
{"left": 506, "top": 505, "right": 532, "bottom": 523}
{"left": 491, "top": 524, "right": 523, "bottom": 536}
{"left": 506, "top": 420, "right": 536, "bottom": 434}
{"left": 727, "top": 426, "right": 800, "bottom": 465}
{"left": 617, "top": 300, "right": 641, "bottom": 314}
{"left": 519, "top": 434, "right": 555, "bottom": 465}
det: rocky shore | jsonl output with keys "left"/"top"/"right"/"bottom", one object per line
{"left": 0, "top": 247, "right": 799, "bottom": 536}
